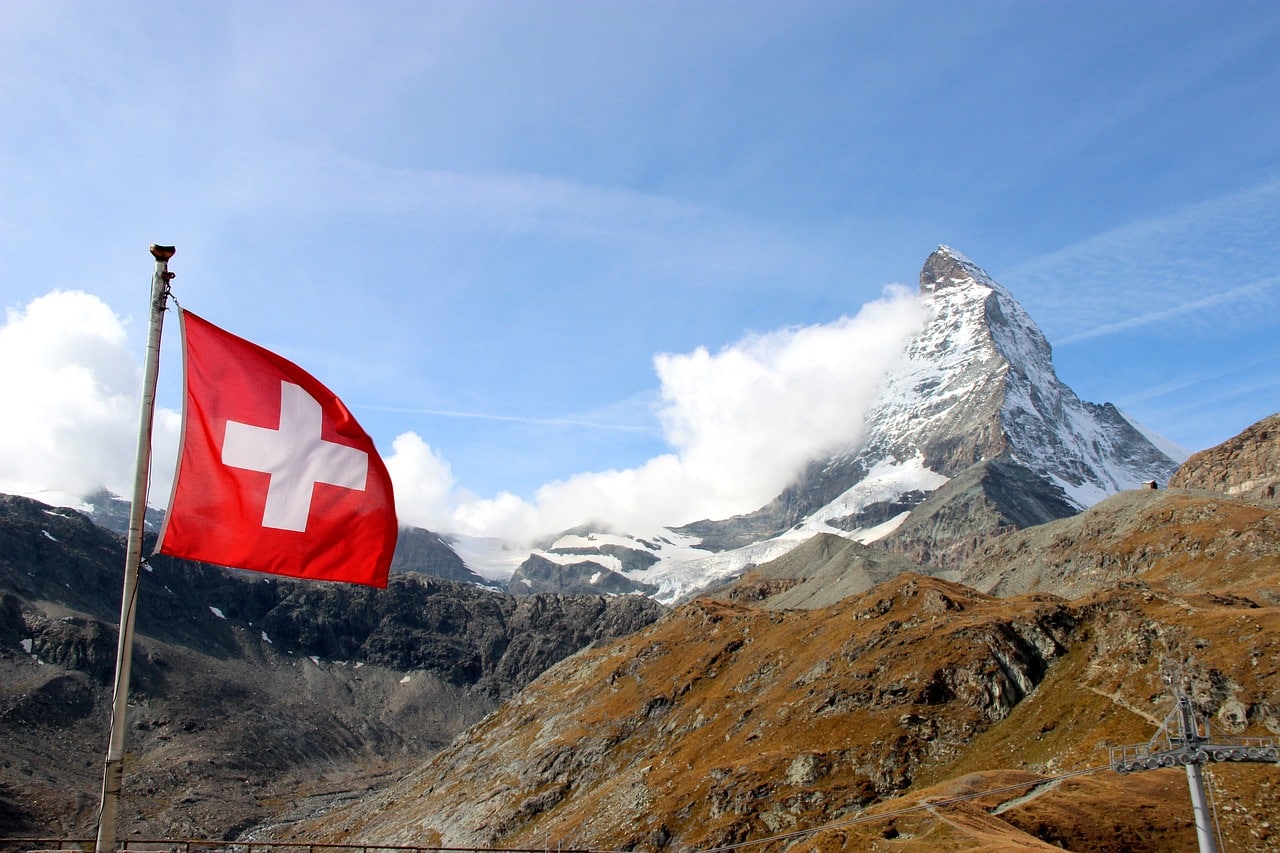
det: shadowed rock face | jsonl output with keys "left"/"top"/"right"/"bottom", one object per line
{"left": 508, "top": 553, "right": 658, "bottom": 597}
{"left": 1169, "top": 413, "right": 1280, "bottom": 502}
{"left": 871, "top": 454, "right": 1080, "bottom": 572}
{"left": 389, "top": 527, "right": 495, "bottom": 587}
{"left": 0, "top": 493, "right": 665, "bottom": 839}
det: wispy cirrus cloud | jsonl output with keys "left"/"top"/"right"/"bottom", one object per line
{"left": 1003, "top": 175, "right": 1280, "bottom": 343}
{"left": 1057, "top": 275, "right": 1280, "bottom": 344}
{"left": 357, "top": 403, "right": 661, "bottom": 435}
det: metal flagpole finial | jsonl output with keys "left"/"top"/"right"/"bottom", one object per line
{"left": 150, "top": 244, "right": 176, "bottom": 262}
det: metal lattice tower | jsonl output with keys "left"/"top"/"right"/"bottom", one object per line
{"left": 1109, "top": 690, "right": 1279, "bottom": 853}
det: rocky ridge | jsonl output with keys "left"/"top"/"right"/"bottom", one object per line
{"left": 282, "top": 417, "right": 1280, "bottom": 851}
{"left": 959, "top": 487, "right": 1280, "bottom": 600}
{"left": 1169, "top": 412, "right": 1279, "bottom": 502}
{"left": 0, "top": 493, "right": 665, "bottom": 837}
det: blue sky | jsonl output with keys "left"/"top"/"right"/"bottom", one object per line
{"left": 1, "top": 1, "right": 1277, "bottom": 540}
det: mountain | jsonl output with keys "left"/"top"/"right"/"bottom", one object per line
{"left": 390, "top": 527, "right": 497, "bottom": 588}
{"left": 79, "top": 490, "right": 500, "bottom": 589}
{"left": 0, "top": 493, "right": 665, "bottom": 837}
{"left": 1168, "top": 412, "right": 1279, "bottom": 502}
{"left": 70, "top": 247, "right": 1183, "bottom": 607}
{"left": 282, "top": 444, "right": 1280, "bottom": 851}
{"left": 504, "top": 247, "right": 1182, "bottom": 600}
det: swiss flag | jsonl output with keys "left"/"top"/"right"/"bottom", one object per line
{"left": 157, "top": 309, "right": 397, "bottom": 587}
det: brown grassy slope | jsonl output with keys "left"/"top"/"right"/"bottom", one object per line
{"left": 287, "top": 567, "right": 1280, "bottom": 852}
{"left": 959, "top": 488, "right": 1280, "bottom": 600}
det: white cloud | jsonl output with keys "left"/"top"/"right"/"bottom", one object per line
{"left": 8, "top": 285, "right": 926, "bottom": 547}
{"left": 383, "top": 432, "right": 457, "bottom": 530}
{"left": 0, "top": 291, "right": 180, "bottom": 507}
{"left": 387, "top": 286, "right": 927, "bottom": 542}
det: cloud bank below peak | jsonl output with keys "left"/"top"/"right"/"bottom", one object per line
{"left": 389, "top": 285, "right": 926, "bottom": 542}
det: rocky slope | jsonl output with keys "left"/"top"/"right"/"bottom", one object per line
{"left": 958, "top": 487, "right": 1280, "bottom": 600}
{"left": 702, "top": 531, "right": 943, "bottom": 610}
{"left": 0, "top": 493, "right": 664, "bottom": 838}
{"left": 279, "top": 419, "right": 1279, "bottom": 851}
{"left": 874, "top": 453, "right": 1081, "bottom": 572}
{"left": 1169, "top": 412, "right": 1279, "bottom": 502}
{"left": 286, "top": 572, "right": 1279, "bottom": 851}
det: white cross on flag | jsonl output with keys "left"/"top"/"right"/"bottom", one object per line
{"left": 157, "top": 309, "right": 397, "bottom": 587}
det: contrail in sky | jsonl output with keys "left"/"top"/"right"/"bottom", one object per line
{"left": 356, "top": 404, "right": 662, "bottom": 434}
{"left": 1058, "top": 275, "right": 1279, "bottom": 345}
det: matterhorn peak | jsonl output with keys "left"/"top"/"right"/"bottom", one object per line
{"left": 498, "top": 247, "right": 1185, "bottom": 601}
{"left": 863, "top": 247, "right": 1178, "bottom": 505}
{"left": 919, "top": 245, "right": 1004, "bottom": 296}
{"left": 677, "top": 247, "right": 1182, "bottom": 554}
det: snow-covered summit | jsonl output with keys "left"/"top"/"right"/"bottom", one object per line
{"left": 841, "top": 245, "right": 1180, "bottom": 506}
{"left": 455, "top": 246, "right": 1184, "bottom": 601}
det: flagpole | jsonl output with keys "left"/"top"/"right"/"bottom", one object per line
{"left": 95, "top": 244, "right": 175, "bottom": 853}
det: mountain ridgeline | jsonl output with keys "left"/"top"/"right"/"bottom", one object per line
{"left": 501, "top": 246, "right": 1184, "bottom": 599}
{"left": 77, "top": 247, "right": 1185, "bottom": 602}
{"left": 3, "top": 246, "right": 1275, "bottom": 849}
{"left": 281, "top": 414, "right": 1280, "bottom": 852}
{"left": 0, "top": 494, "right": 664, "bottom": 837}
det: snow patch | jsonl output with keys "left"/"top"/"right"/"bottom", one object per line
{"left": 21, "top": 639, "right": 33, "bottom": 654}
{"left": 445, "top": 534, "right": 528, "bottom": 581}
{"left": 41, "top": 529, "right": 57, "bottom": 541}
{"left": 851, "top": 511, "right": 913, "bottom": 543}
{"left": 208, "top": 606, "right": 226, "bottom": 620}
{"left": 536, "top": 550, "right": 624, "bottom": 574}
{"left": 801, "top": 456, "right": 948, "bottom": 533}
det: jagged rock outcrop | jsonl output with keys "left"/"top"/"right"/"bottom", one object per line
{"left": 1169, "top": 412, "right": 1279, "bottom": 501}
{"left": 390, "top": 527, "right": 496, "bottom": 587}
{"left": 0, "top": 492, "right": 666, "bottom": 838}
{"left": 508, "top": 553, "right": 658, "bottom": 597}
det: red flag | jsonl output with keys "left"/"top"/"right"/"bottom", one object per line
{"left": 157, "top": 309, "right": 397, "bottom": 587}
